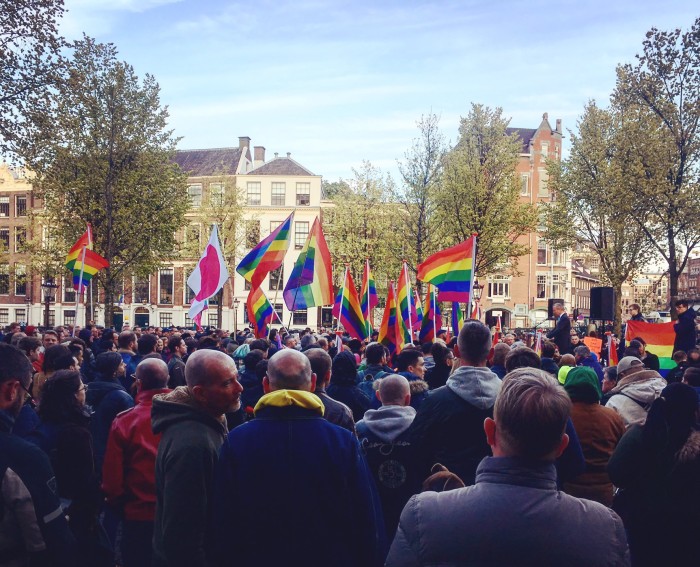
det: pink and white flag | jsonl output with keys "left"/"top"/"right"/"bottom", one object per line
{"left": 188, "top": 225, "right": 229, "bottom": 325}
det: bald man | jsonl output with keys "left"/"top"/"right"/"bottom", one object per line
{"left": 152, "top": 350, "right": 242, "bottom": 567}
{"left": 211, "top": 349, "right": 386, "bottom": 566}
{"left": 103, "top": 358, "right": 171, "bottom": 567}
{"left": 356, "top": 375, "right": 421, "bottom": 539}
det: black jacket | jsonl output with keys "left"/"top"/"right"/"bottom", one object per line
{"left": 674, "top": 307, "right": 698, "bottom": 353}
{"left": 547, "top": 313, "right": 572, "bottom": 355}
{"left": 315, "top": 387, "right": 356, "bottom": 434}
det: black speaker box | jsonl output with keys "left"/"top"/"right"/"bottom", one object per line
{"left": 548, "top": 298, "right": 565, "bottom": 319}
{"left": 590, "top": 287, "right": 615, "bottom": 320}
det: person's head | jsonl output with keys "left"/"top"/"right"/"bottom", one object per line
{"left": 504, "top": 334, "right": 515, "bottom": 346}
{"left": 672, "top": 350, "right": 688, "bottom": 365}
{"left": 198, "top": 336, "right": 220, "bottom": 350}
{"left": 682, "top": 366, "right": 700, "bottom": 387}
{"left": 687, "top": 348, "right": 700, "bottom": 363}
{"left": 616, "top": 355, "right": 644, "bottom": 379}
{"left": 168, "top": 335, "right": 187, "bottom": 358}
{"left": 628, "top": 303, "right": 641, "bottom": 317}
{"left": 552, "top": 302, "right": 565, "bottom": 317}
{"left": 38, "top": 370, "right": 87, "bottom": 423}
{"left": 631, "top": 337, "right": 647, "bottom": 356}
{"left": 492, "top": 342, "right": 510, "bottom": 367}
{"left": 458, "top": 320, "right": 492, "bottom": 366}
{"left": 305, "top": 349, "right": 332, "bottom": 388}
{"left": 602, "top": 366, "right": 618, "bottom": 393}
{"left": 284, "top": 336, "right": 297, "bottom": 349}
{"left": 569, "top": 333, "right": 580, "bottom": 346}
{"left": 42, "top": 344, "right": 73, "bottom": 374}
{"left": 559, "top": 353, "right": 576, "bottom": 368}
{"left": 0, "top": 344, "right": 33, "bottom": 417}
{"left": 431, "top": 342, "right": 454, "bottom": 368}
{"left": 135, "top": 358, "right": 169, "bottom": 391}
{"left": 573, "top": 345, "right": 591, "bottom": 362}
{"left": 243, "top": 350, "right": 265, "bottom": 373}
{"left": 68, "top": 343, "right": 84, "bottom": 365}
{"left": 563, "top": 367, "right": 602, "bottom": 404}
{"left": 376, "top": 374, "right": 410, "bottom": 407}
{"left": 365, "top": 342, "right": 387, "bottom": 366}
{"left": 265, "top": 349, "right": 315, "bottom": 392}
{"left": 184, "top": 337, "right": 197, "bottom": 355}
{"left": 317, "top": 337, "right": 329, "bottom": 351}
{"left": 254, "top": 359, "right": 268, "bottom": 381}
{"left": 17, "top": 336, "right": 42, "bottom": 362}
{"left": 505, "top": 347, "right": 541, "bottom": 373}
{"left": 10, "top": 332, "right": 26, "bottom": 347}
{"left": 485, "top": 368, "right": 571, "bottom": 461}
{"left": 96, "top": 351, "right": 125, "bottom": 381}
{"left": 42, "top": 330, "right": 59, "bottom": 349}
{"left": 675, "top": 299, "right": 689, "bottom": 314}
{"left": 118, "top": 331, "right": 137, "bottom": 351}
{"left": 330, "top": 350, "right": 358, "bottom": 385}
{"left": 396, "top": 349, "right": 425, "bottom": 379}
{"left": 185, "top": 349, "right": 242, "bottom": 416}
{"left": 541, "top": 341, "right": 557, "bottom": 359}
{"left": 643, "top": 383, "right": 699, "bottom": 454}
{"left": 249, "top": 339, "right": 270, "bottom": 357}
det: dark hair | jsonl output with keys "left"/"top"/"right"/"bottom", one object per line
{"left": 43, "top": 345, "right": 72, "bottom": 374}
{"left": 184, "top": 337, "right": 197, "bottom": 354}
{"left": 17, "top": 336, "right": 42, "bottom": 356}
{"left": 492, "top": 343, "right": 510, "bottom": 367}
{"left": 396, "top": 348, "right": 422, "bottom": 372}
{"left": 505, "top": 347, "right": 541, "bottom": 373}
{"left": 457, "top": 320, "right": 491, "bottom": 364}
{"left": 254, "top": 359, "right": 268, "bottom": 381}
{"left": 168, "top": 335, "right": 184, "bottom": 353}
{"left": 364, "top": 342, "right": 386, "bottom": 365}
{"left": 118, "top": 331, "right": 136, "bottom": 350}
{"left": 330, "top": 350, "right": 358, "bottom": 385}
{"left": 0, "top": 343, "right": 33, "bottom": 386}
{"left": 541, "top": 341, "right": 556, "bottom": 359}
{"left": 431, "top": 342, "right": 452, "bottom": 367}
{"left": 305, "top": 348, "right": 332, "bottom": 381}
{"left": 249, "top": 339, "right": 270, "bottom": 352}
{"left": 198, "top": 336, "right": 219, "bottom": 350}
{"left": 684, "top": 367, "right": 700, "bottom": 387}
{"left": 421, "top": 343, "right": 433, "bottom": 355}
{"left": 68, "top": 344, "right": 83, "bottom": 359}
{"left": 96, "top": 352, "right": 123, "bottom": 380}
{"left": 643, "top": 383, "right": 698, "bottom": 456}
{"left": 38, "top": 370, "right": 85, "bottom": 424}
{"left": 243, "top": 349, "right": 265, "bottom": 371}
{"left": 604, "top": 366, "right": 618, "bottom": 383}
{"left": 631, "top": 336, "right": 647, "bottom": 347}
{"left": 675, "top": 299, "right": 689, "bottom": 308}
{"left": 672, "top": 350, "right": 688, "bottom": 363}
{"left": 347, "top": 339, "right": 362, "bottom": 354}
{"left": 137, "top": 333, "right": 159, "bottom": 355}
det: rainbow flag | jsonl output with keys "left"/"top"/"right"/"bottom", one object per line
{"left": 625, "top": 320, "right": 675, "bottom": 376}
{"left": 360, "top": 259, "right": 378, "bottom": 335}
{"left": 283, "top": 217, "right": 333, "bottom": 310}
{"left": 333, "top": 267, "right": 367, "bottom": 340}
{"left": 396, "top": 261, "right": 414, "bottom": 348}
{"left": 417, "top": 235, "right": 477, "bottom": 302}
{"left": 451, "top": 302, "right": 464, "bottom": 338}
{"left": 65, "top": 225, "right": 92, "bottom": 271}
{"left": 237, "top": 212, "right": 293, "bottom": 289}
{"left": 419, "top": 284, "right": 442, "bottom": 343}
{"left": 72, "top": 248, "right": 109, "bottom": 293}
{"left": 378, "top": 281, "right": 399, "bottom": 355}
{"left": 246, "top": 286, "right": 279, "bottom": 338}
{"left": 413, "top": 289, "right": 423, "bottom": 328}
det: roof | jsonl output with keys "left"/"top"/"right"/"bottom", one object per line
{"left": 247, "top": 156, "right": 315, "bottom": 176}
{"left": 173, "top": 148, "right": 243, "bottom": 176}
{"left": 571, "top": 259, "right": 597, "bottom": 281}
{"left": 505, "top": 128, "right": 537, "bottom": 153}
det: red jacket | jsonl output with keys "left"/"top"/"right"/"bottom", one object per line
{"left": 102, "top": 387, "right": 171, "bottom": 521}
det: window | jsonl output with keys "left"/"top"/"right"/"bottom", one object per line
{"left": 537, "top": 240, "right": 547, "bottom": 265}
{"left": 15, "top": 309, "right": 27, "bottom": 324}
{"left": 247, "top": 182, "right": 261, "bottom": 205}
{"left": 64, "top": 310, "right": 76, "bottom": 326}
{"left": 552, "top": 274, "right": 563, "bottom": 298}
{"left": 0, "top": 308, "right": 7, "bottom": 324}
{"left": 244, "top": 279, "right": 251, "bottom": 291}
{"left": 269, "top": 265, "right": 284, "bottom": 290}
{"left": 538, "top": 168, "right": 549, "bottom": 197}
{"left": 208, "top": 311, "right": 219, "bottom": 328}
{"left": 14, "top": 227, "right": 26, "bottom": 253}
{"left": 541, "top": 143, "right": 549, "bottom": 160}
{"left": 159, "top": 269, "right": 174, "bottom": 304}
{"left": 295, "top": 221, "right": 309, "bottom": 249}
{"left": 520, "top": 174, "right": 529, "bottom": 196}
{"left": 188, "top": 184, "right": 202, "bottom": 207}
{"left": 271, "top": 183, "right": 286, "bottom": 206}
{"left": 0, "top": 264, "right": 8, "bottom": 294}
{"left": 0, "top": 197, "right": 8, "bottom": 217}
{"left": 133, "top": 276, "right": 150, "bottom": 303}
{"left": 184, "top": 313, "right": 193, "bottom": 327}
{"left": 0, "top": 228, "right": 8, "bottom": 251}
{"left": 296, "top": 183, "right": 310, "bottom": 206}
{"left": 15, "top": 195, "right": 27, "bottom": 217}
{"left": 246, "top": 220, "right": 260, "bottom": 248}
{"left": 209, "top": 183, "right": 224, "bottom": 207}
{"left": 293, "top": 310, "right": 307, "bottom": 325}
{"left": 537, "top": 274, "right": 547, "bottom": 299}
{"left": 160, "top": 312, "right": 173, "bottom": 327}
{"left": 14, "top": 264, "right": 26, "bottom": 295}
{"left": 185, "top": 224, "right": 201, "bottom": 250}
{"left": 184, "top": 269, "right": 196, "bottom": 304}
{"left": 487, "top": 277, "right": 510, "bottom": 298}
{"left": 64, "top": 278, "right": 76, "bottom": 303}
{"left": 273, "top": 303, "right": 284, "bottom": 323}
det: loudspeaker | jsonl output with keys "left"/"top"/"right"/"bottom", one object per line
{"left": 548, "top": 299, "right": 565, "bottom": 319}
{"left": 590, "top": 287, "right": 615, "bottom": 320}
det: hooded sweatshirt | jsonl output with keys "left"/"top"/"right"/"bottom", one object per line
{"left": 357, "top": 405, "right": 416, "bottom": 443}
{"left": 605, "top": 369, "right": 666, "bottom": 428}
{"left": 151, "top": 387, "right": 228, "bottom": 567}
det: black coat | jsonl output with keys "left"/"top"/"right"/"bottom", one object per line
{"left": 674, "top": 307, "right": 698, "bottom": 353}
{"left": 547, "top": 313, "right": 572, "bottom": 355}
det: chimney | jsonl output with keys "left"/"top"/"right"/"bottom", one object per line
{"left": 253, "top": 146, "right": 265, "bottom": 169}
{"left": 286, "top": 152, "right": 291, "bottom": 158}
{"left": 238, "top": 136, "right": 251, "bottom": 150}
{"left": 556, "top": 119, "right": 562, "bottom": 134}
{"left": 274, "top": 152, "right": 279, "bottom": 159}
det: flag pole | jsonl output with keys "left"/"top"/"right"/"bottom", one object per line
{"left": 432, "top": 285, "right": 436, "bottom": 343}
{"left": 404, "top": 261, "right": 413, "bottom": 342}
{"left": 365, "top": 258, "right": 371, "bottom": 332}
{"left": 76, "top": 244, "right": 87, "bottom": 328}
{"left": 335, "top": 265, "right": 348, "bottom": 335}
{"left": 89, "top": 279, "right": 94, "bottom": 326}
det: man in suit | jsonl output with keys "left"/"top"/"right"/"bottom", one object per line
{"left": 547, "top": 303, "right": 571, "bottom": 356}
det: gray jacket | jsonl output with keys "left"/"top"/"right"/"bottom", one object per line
{"left": 387, "top": 456, "right": 630, "bottom": 567}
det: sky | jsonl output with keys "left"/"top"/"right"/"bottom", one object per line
{"left": 59, "top": 0, "right": 697, "bottom": 183}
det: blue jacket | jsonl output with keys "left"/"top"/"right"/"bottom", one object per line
{"left": 210, "top": 390, "right": 386, "bottom": 567}
{"left": 86, "top": 379, "right": 134, "bottom": 474}
{"left": 580, "top": 354, "right": 604, "bottom": 384}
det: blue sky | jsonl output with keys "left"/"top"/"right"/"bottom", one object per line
{"left": 60, "top": 0, "right": 697, "bottom": 182}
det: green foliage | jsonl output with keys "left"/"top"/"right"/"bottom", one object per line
{"left": 27, "top": 37, "right": 188, "bottom": 325}
{"left": 432, "top": 104, "right": 537, "bottom": 276}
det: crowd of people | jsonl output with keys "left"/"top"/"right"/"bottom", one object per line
{"left": 0, "top": 299, "right": 698, "bottom": 566}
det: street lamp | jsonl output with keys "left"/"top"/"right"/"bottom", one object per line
{"left": 472, "top": 280, "right": 484, "bottom": 301}
{"left": 41, "top": 277, "right": 59, "bottom": 329}
{"left": 233, "top": 298, "right": 240, "bottom": 334}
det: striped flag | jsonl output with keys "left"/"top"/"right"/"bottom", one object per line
{"left": 396, "top": 261, "right": 414, "bottom": 348}
{"left": 625, "top": 320, "right": 675, "bottom": 376}
{"left": 416, "top": 235, "right": 477, "bottom": 302}
{"left": 332, "top": 266, "right": 368, "bottom": 340}
{"left": 419, "top": 284, "right": 442, "bottom": 343}
{"left": 246, "top": 286, "right": 279, "bottom": 338}
{"left": 378, "top": 281, "right": 399, "bottom": 356}
{"left": 451, "top": 302, "right": 464, "bottom": 338}
{"left": 413, "top": 289, "right": 423, "bottom": 328}
{"left": 188, "top": 225, "right": 229, "bottom": 324}
{"left": 236, "top": 212, "right": 293, "bottom": 290}
{"left": 65, "top": 225, "right": 92, "bottom": 272}
{"left": 72, "top": 248, "right": 109, "bottom": 294}
{"left": 360, "top": 259, "right": 378, "bottom": 335}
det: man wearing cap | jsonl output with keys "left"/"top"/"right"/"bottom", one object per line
{"left": 604, "top": 356, "right": 666, "bottom": 428}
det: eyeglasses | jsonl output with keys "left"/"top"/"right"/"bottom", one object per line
{"left": 77, "top": 384, "right": 88, "bottom": 393}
